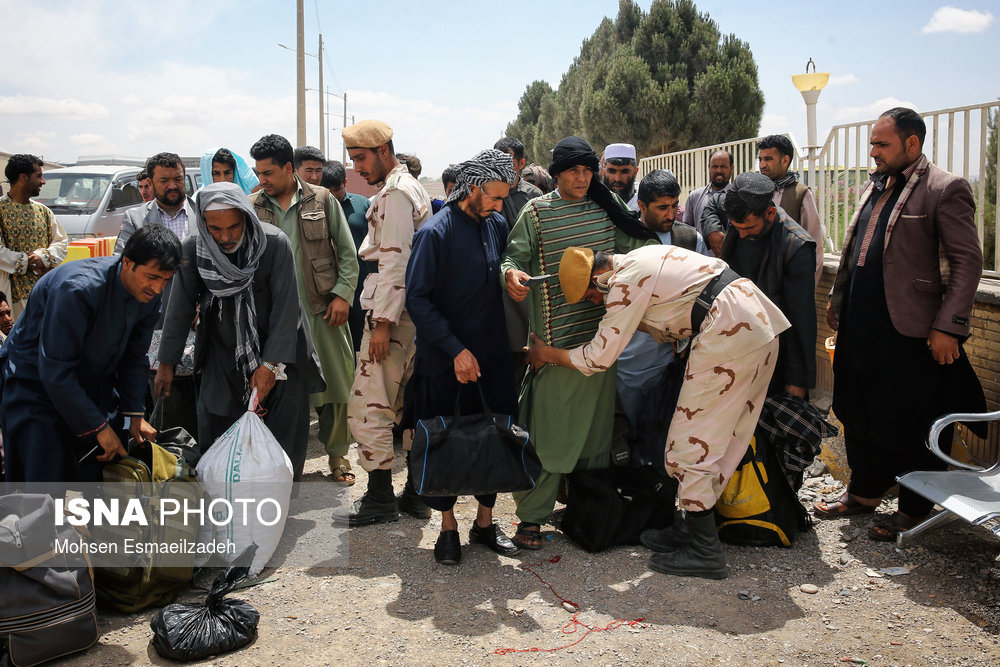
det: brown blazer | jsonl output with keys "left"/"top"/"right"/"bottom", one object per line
{"left": 830, "top": 155, "right": 982, "bottom": 339}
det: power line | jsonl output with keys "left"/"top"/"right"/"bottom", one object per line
{"left": 313, "top": 0, "right": 343, "bottom": 93}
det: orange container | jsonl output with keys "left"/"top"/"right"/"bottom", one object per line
{"left": 69, "top": 239, "right": 101, "bottom": 257}
{"left": 825, "top": 335, "right": 836, "bottom": 364}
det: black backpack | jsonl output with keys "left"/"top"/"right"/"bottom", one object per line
{"left": 561, "top": 466, "right": 677, "bottom": 553}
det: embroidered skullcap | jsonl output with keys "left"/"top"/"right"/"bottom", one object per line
{"left": 731, "top": 171, "right": 776, "bottom": 208}
{"left": 604, "top": 143, "right": 637, "bottom": 161}
{"left": 559, "top": 246, "right": 596, "bottom": 305}
{"left": 342, "top": 119, "right": 393, "bottom": 149}
{"left": 445, "top": 148, "right": 518, "bottom": 205}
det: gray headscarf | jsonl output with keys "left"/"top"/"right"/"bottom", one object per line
{"left": 194, "top": 182, "right": 267, "bottom": 400}
{"left": 444, "top": 148, "right": 518, "bottom": 204}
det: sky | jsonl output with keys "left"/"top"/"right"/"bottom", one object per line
{"left": 1, "top": 1, "right": 998, "bottom": 179}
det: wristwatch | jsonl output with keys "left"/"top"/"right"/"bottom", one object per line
{"left": 262, "top": 361, "right": 278, "bottom": 375}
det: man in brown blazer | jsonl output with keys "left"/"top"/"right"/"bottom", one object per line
{"left": 815, "top": 107, "right": 986, "bottom": 541}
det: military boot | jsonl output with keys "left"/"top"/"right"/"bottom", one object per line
{"left": 648, "top": 511, "right": 728, "bottom": 580}
{"left": 333, "top": 468, "right": 399, "bottom": 526}
{"left": 640, "top": 511, "right": 691, "bottom": 552}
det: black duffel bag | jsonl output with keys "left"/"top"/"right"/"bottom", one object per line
{"left": 409, "top": 383, "right": 541, "bottom": 497}
{"left": 0, "top": 494, "right": 100, "bottom": 667}
{"left": 561, "top": 466, "right": 677, "bottom": 553}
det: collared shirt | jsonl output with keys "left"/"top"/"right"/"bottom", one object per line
{"left": 156, "top": 202, "right": 190, "bottom": 240}
{"left": 684, "top": 182, "right": 731, "bottom": 234}
{"left": 406, "top": 203, "right": 509, "bottom": 376}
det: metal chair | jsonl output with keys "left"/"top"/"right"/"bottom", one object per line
{"left": 895, "top": 410, "right": 1000, "bottom": 548}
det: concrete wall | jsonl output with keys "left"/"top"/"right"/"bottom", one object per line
{"left": 814, "top": 257, "right": 1000, "bottom": 468}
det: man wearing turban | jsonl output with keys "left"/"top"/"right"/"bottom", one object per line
{"left": 500, "top": 136, "right": 657, "bottom": 550}
{"left": 403, "top": 148, "right": 522, "bottom": 564}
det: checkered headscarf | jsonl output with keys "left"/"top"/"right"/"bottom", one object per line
{"left": 445, "top": 149, "right": 518, "bottom": 204}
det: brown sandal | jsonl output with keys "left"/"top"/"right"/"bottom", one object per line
{"left": 868, "top": 512, "right": 923, "bottom": 542}
{"left": 328, "top": 456, "right": 356, "bottom": 486}
{"left": 813, "top": 494, "right": 877, "bottom": 519}
{"left": 513, "top": 523, "right": 543, "bottom": 550}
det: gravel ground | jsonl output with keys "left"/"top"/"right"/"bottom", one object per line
{"left": 67, "top": 426, "right": 1000, "bottom": 667}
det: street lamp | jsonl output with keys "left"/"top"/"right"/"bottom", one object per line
{"left": 278, "top": 34, "right": 325, "bottom": 154}
{"left": 791, "top": 58, "right": 829, "bottom": 186}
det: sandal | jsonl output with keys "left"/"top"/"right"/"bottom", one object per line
{"left": 813, "top": 493, "right": 877, "bottom": 519}
{"left": 868, "top": 512, "right": 923, "bottom": 542}
{"left": 513, "top": 523, "right": 543, "bottom": 551}
{"left": 328, "top": 456, "right": 356, "bottom": 486}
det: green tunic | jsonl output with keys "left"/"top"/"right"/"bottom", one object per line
{"left": 500, "top": 191, "right": 652, "bottom": 472}
{"left": 257, "top": 186, "right": 359, "bottom": 407}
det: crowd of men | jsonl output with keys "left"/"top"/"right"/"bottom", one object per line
{"left": 0, "top": 105, "right": 986, "bottom": 578}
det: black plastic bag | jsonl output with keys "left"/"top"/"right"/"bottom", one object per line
{"left": 149, "top": 544, "right": 260, "bottom": 662}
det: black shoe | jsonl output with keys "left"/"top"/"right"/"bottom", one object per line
{"left": 398, "top": 484, "right": 431, "bottom": 520}
{"left": 469, "top": 522, "right": 520, "bottom": 556}
{"left": 332, "top": 493, "right": 399, "bottom": 527}
{"left": 434, "top": 530, "right": 461, "bottom": 565}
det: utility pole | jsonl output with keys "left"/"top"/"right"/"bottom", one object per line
{"left": 295, "top": 0, "right": 306, "bottom": 147}
{"left": 342, "top": 92, "right": 348, "bottom": 165}
{"left": 318, "top": 34, "right": 325, "bottom": 155}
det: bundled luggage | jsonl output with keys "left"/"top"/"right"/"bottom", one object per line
{"left": 95, "top": 439, "right": 202, "bottom": 613}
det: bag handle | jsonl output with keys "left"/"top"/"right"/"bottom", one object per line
{"left": 451, "top": 381, "right": 494, "bottom": 419}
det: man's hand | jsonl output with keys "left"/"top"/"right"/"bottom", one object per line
{"left": 505, "top": 268, "right": 531, "bottom": 302}
{"left": 251, "top": 364, "right": 277, "bottom": 401}
{"left": 928, "top": 329, "right": 959, "bottom": 365}
{"left": 129, "top": 417, "right": 157, "bottom": 445}
{"left": 525, "top": 332, "right": 550, "bottom": 371}
{"left": 369, "top": 320, "right": 392, "bottom": 363}
{"left": 707, "top": 231, "right": 724, "bottom": 257}
{"left": 453, "top": 349, "right": 481, "bottom": 384}
{"left": 26, "top": 252, "right": 44, "bottom": 276}
{"left": 784, "top": 385, "right": 807, "bottom": 399}
{"left": 154, "top": 363, "right": 174, "bottom": 398}
{"left": 95, "top": 425, "right": 128, "bottom": 462}
{"left": 825, "top": 302, "right": 839, "bottom": 331}
{"left": 324, "top": 296, "right": 350, "bottom": 327}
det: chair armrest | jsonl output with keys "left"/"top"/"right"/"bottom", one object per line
{"left": 927, "top": 410, "right": 1000, "bottom": 471}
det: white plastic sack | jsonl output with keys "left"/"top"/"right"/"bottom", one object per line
{"left": 196, "top": 390, "right": 293, "bottom": 577}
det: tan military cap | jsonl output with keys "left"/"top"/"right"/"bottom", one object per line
{"left": 559, "top": 246, "right": 595, "bottom": 305}
{"left": 342, "top": 119, "right": 393, "bottom": 149}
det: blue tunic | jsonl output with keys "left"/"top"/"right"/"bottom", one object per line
{"left": 0, "top": 256, "right": 160, "bottom": 482}
{"left": 404, "top": 202, "right": 515, "bottom": 417}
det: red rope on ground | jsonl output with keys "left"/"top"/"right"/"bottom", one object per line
{"left": 492, "top": 554, "right": 646, "bottom": 655}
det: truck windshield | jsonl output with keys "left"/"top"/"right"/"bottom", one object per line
{"left": 34, "top": 174, "right": 112, "bottom": 214}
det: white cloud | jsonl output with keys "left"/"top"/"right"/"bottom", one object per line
{"left": 759, "top": 113, "right": 790, "bottom": 135}
{"left": 828, "top": 73, "right": 859, "bottom": 86}
{"left": 832, "top": 97, "right": 918, "bottom": 122}
{"left": 0, "top": 96, "right": 109, "bottom": 119}
{"left": 69, "top": 133, "right": 106, "bottom": 145}
{"left": 922, "top": 6, "right": 994, "bottom": 34}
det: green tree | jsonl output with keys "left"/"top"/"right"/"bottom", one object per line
{"left": 984, "top": 108, "right": 997, "bottom": 270}
{"left": 502, "top": 0, "right": 764, "bottom": 162}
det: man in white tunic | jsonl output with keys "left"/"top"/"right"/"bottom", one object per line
{"left": 526, "top": 244, "right": 789, "bottom": 579}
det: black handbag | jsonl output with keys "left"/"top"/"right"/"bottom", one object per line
{"left": 409, "top": 383, "right": 540, "bottom": 497}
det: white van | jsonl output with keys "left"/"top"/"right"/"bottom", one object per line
{"left": 36, "top": 159, "right": 202, "bottom": 240}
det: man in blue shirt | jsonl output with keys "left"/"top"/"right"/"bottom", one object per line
{"left": 403, "top": 149, "right": 520, "bottom": 565}
{"left": 0, "top": 224, "right": 182, "bottom": 483}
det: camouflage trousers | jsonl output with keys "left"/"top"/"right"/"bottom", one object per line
{"left": 347, "top": 311, "right": 416, "bottom": 472}
{"left": 666, "top": 337, "right": 778, "bottom": 511}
